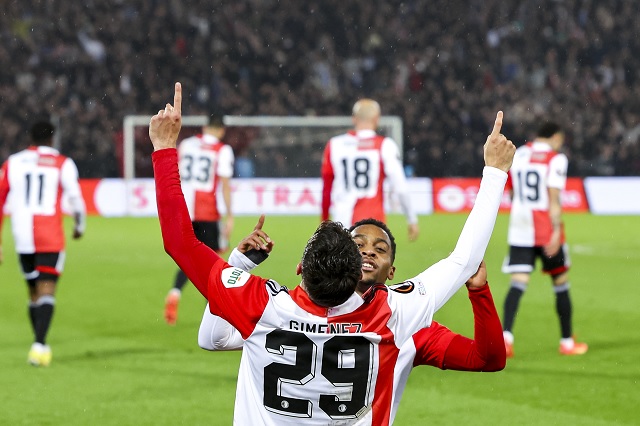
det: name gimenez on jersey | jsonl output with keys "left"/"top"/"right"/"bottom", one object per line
{"left": 289, "top": 320, "right": 363, "bottom": 334}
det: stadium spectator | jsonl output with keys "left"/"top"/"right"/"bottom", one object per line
{"left": 198, "top": 217, "right": 505, "bottom": 424}
{"left": 0, "top": 120, "right": 86, "bottom": 367}
{"left": 163, "top": 114, "right": 234, "bottom": 325}
{"left": 150, "top": 82, "right": 513, "bottom": 424}
{"left": 321, "top": 98, "right": 419, "bottom": 241}
{"left": 501, "top": 122, "right": 588, "bottom": 357}
{"left": 1, "top": 1, "right": 639, "bottom": 178}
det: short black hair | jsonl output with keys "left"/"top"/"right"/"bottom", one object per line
{"left": 536, "top": 122, "right": 562, "bottom": 139}
{"left": 31, "top": 121, "right": 55, "bottom": 143}
{"left": 301, "top": 221, "right": 362, "bottom": 307}
{"left": 208, "top": 114, "right": 225, "bottom": 129}
{"left": 349, "top": 218, "right": 396, "bottom": 263}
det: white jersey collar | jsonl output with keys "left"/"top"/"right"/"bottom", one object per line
{"left": 200, "top": 134, "right": 220, "bottom": 145}
{"left": 531, "top": 140, "right": 553, "bottom": 151}
{"left": 326, "top": 292, "right": 365, "bottom": 317}
{"left": 355, "top": 129, "right": 377, "bottom": 138}
{"left": 31, "top": 145, "right": 60, "bottom": 155}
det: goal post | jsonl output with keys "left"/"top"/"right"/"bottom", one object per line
{"left": 122, "top": 115, "right": 403, "bottom": 179}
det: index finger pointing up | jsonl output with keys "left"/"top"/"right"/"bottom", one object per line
{"left": 254, "top": 214, "right": 266, "bottom": 231}
{"left": 174, "top": 82, "right": 182, "bottom": 114}
{"left": 491, "top": 111, "right": 503, "bottom": 137}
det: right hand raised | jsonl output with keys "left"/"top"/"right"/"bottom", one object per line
{"left": 236, "top": 215, "right": 274, "bottom": 253}
{"left": 466, "top": 260, "right": 488, "bottom": 289}
{"left": 484, "top": 111, "right": 516, "bottom": 173}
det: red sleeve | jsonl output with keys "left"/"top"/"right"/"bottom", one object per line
{"left": 153, "top": 148, "right": 222, "bottom": 298}
{"left": 0, "top": 161, "right": 10, "bottom": 243}
{"left": 320, "top": 141, "right": 333, "bottom": 221}
{"left": 439, "top": 284, "right": 506, "bottom": 372}
{"left": 207, "top": 266, "right": 271, "bottom": 339}
{"left": 412, "top": 322, "right": 458, "bottom": 368}
{"left": 153, "top": 148, "right": 270, "bottom": 337}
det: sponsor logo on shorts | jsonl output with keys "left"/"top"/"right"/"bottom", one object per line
{"left": 221, "top": 267, "right": 250, "bottom": 288}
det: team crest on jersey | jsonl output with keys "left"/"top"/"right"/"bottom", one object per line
{"left": 221, "top": 267, "right": 250, "bottom": 288}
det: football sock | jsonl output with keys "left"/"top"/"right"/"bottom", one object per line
{"left": 503, "top": 281, "right": 527, "bottom": 332}
{"left": 34, "top": 295, "right": 55, "bottom": 345}
{"left": 173, "top": 269, "right": 188, "bottom": 291}
{"left": 28, "top": 302, "right": 38, "bottom": 335}
{"left": 554, "top": 283, "right": 572, "bottom": 339}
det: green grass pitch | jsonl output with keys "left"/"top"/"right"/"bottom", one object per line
{"left": 1, "top": 213, "right": 639, "bottom": 425}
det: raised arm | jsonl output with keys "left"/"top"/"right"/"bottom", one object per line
{"left": 198, "top": 215, "right": 273, "bottom": 351}
{"left": 416, "top": 111, "right": 515, "bottom": 311}
{"left": 151, "top": 83, "right": 222, "bottom": 298}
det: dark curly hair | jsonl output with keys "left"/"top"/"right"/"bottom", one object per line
{"left": 536, "top": 121, "right": 562, "bottom": 139}
{"left": 301, "top": 221, "right": 362, "bottom": 307}
{"left": 30, "top": 121, "right": 55, "bottom": 143}
{"left": 349, "top": 218, "right": 396, "bottom": 263}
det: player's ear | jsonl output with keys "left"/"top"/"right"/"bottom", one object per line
{"left": 387, "top": 265, "right": 396, "bottom": 281}
{"left": 296, "top": 263, "right": 302, "bottom": 276}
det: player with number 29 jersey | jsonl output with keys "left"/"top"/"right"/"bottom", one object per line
{"left": 154, "top": 146, "right": 507, "bottom": 425}
{"left": 505, "top": 141, "right": 568, "bottom": 248}
{"left": 321, "top": 130, "right": 417, "bottom": 227}
{"left": 178, "top": 133, "right": 234, "bottom": 222}
{"left": 0, "top": 146, "right": 85, "bottom": 254}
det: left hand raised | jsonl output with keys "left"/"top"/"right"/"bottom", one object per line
{"left": 149, "top": 82, "right": 183, "bottom": 151}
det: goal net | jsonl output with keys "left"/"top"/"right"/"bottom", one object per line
{"left": 122, "top": 115, "right": 403, "bottom": 179}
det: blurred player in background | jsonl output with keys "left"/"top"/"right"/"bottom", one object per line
{"left": 0, "top": 120, "right": 86, "bottom": 367}
{"left": 501, "top": 122, "right": 587, "bottom": 357}
{"left": 164, "top": 114, "right": 234, "bottom": 325}
{"left": 198, "top": 217, "right": 506, "bottom": 424}
{"left": 321, "top": 99, "right": 419, "bottom": 241}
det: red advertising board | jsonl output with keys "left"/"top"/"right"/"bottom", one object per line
{"left": 432, "top": 177, "right": 588, "bottom": 213}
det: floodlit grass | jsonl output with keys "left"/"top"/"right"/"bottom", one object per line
{"left": 1, "top": 214, "right": 638, "bottom": 425}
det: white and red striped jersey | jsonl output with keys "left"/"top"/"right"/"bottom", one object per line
{"left": 178, "top": 134, "right": 234, "bottom": 222}
{"left": 0, "top": 146, "right": 85, "bottom": 254}
{"left": 321, "top": 130, "right": 416, "bottom": 227}
{"left": 155, "top": 146, "right": 507, "bottom": 425}
{"left": 198, "top": 251, "right": 505, "bottom": 426}
{"left": 505, "top": 141, "right": 568, "bottom": 247}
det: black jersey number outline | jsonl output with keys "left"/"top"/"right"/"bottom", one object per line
{"left": 515, "top": 170, "right": 540, "bottom": 202}
{"left": 341, "top": 157, "right": 371, "bottom": 190}
{"left": 182, "top": 154, "right": 213, "bottom": 183}
{"left": 263, "top": 330, "right": 373, "bottom": 419}
{"left": 25, "top": 173, "right": 45, "bottom": 206}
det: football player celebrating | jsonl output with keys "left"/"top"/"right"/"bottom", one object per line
{"left": 151, "top": 82, "right": 514, "bottom": 425}
{"left": 198, "top": 215, "right": 506, "bottom": 424}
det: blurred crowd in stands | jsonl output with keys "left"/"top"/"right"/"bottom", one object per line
{"left": 2, "top": 0, "right": 639, "bottom": 178}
